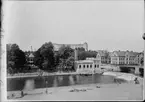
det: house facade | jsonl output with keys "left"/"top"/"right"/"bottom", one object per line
{"left": 96, "top": 50, "right": 110, "bottom": 64}
{"left": 111, "top": 51, "right": 126, "bottom": 65}
{"left": 137, "top": 52, "right": 144, "bottom": 66}
{"left": 125, "top": 51, "right": 139, "bottom": 65}
{"left": 111, "top": 50, "right": 140, "bottom": 65}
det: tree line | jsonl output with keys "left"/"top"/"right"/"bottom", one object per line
{"left": 7, "top": 42, "right": 97, "bottom": 74}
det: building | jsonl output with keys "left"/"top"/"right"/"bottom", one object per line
{"left": 96, "top": 50, "right": 110, "bottom": 64}
{"left": 125, "top": 51, "right": 139, "bottom": 65}
{"left": 111, "top": 51, "right": 126, "bottom": 65}
{"left": 111, "top": 50, "right": 140, "bottom": 65}
{"left": 137, "top": 51, "right": 144, "bottom": 66}
{"left": 25, "top": 51, "right": 35, "bottom": 66}
{"left": 53, "top": 42, "right": 88, "bottom": 51}
{"left": 75, "top": 58, "right": 101, "bottom": 74}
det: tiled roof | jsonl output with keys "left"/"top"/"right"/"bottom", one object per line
{"left": 113, "top": 51, "right": 126, "bottom": 57}
{"left": 97, "top": 50, "right": 108, "bottom": 56}
{"left": 113, "top": 50, "right": 139, "bottom": 57}
{"left": 126, "top": 51, "right": 139, "bottom": 56}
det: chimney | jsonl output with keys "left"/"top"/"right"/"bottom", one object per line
{"left": 74, "top": 49, "right": 78, "bottom": 61}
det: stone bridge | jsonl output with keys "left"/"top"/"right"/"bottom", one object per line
{"left": 119, "top": 65, "right": 144, "bottom": 75}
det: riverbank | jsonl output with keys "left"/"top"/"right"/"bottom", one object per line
{"left": 7, "top": 81, "right": 143, "bottom": 101}
{"left": 7, "top": 70, "right": 142, "bottom": 80}
{"left": 7, "top": 72, "right": 78, "bottom": 79}
{"left": 7, "top": 71, "right": 144, "bottom": 100}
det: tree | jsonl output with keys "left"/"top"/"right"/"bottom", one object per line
{"left": 34, "top": 42, "right": 55, "bottom": 71}
{"left": 78, "top": 50, "right": 97, "bottom": 60}
{"left": 7, "top": 44, "right": 26, "bottom": 73}
{"left": 66, "top": 57, "right": 75, "bottom": 71}
{"left": 57, "top": 46, "right": 74, "bottom": 71}
{"left": 58, "top": 45, "right": 74, "bottom": 59}
{"left": 34, "top": 48, "right": 43, "bottom": 69}
{"left": 77, "top": 47, "right": 85, "bottom": 52}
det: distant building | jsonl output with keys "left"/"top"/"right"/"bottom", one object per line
{"left": 110, "top": 50, "right": 140, "bottom": 65}
{"left": 53, "top": 42, "right": 88, "bottom": 51}
{"left": 96, "top": 50, "right": 110, "bottom": 64}
{"left": 75, "top": 58, "right": 101, "bottom": 74}
{"left": 137, "top": 51, "right": 144, "bottom": 66}
{"left": 125, "top": 51, "right": 139, "bottom": 65}
{"left": 111, "top": 51, "right": 126, "bottom": 65}
{"left": 25, "top": 51, "right": 35, "bottom": 66}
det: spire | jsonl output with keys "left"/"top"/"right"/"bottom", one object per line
{"left": 31, "top": 46, "right": 33, "bottom": 52}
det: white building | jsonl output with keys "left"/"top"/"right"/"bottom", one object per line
{"left": 75, "top": 58, "right": 101, "bottom": 74}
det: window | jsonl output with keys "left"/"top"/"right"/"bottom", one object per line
{"left": 83, "top": 65, "right": 85, "bottom": 68}
{"left": 97, "top": 65, "right": 99, "bottom": 68}
{"left": 94, "top": 65, "right": 96, "bottom": 68}
{"left": 87, "top": 65, "right": 89, "bottom": 68}
{"left": 79, "top": 65, "right": 81, "bottom": 68}
{"left": 90, "top": 65, "right": 92, "bottom": 68}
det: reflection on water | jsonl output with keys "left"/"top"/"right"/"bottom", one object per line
{"left": 24, "top": 79, "right": 34, "bottom": 91}
{"left": 53, "top": 76, "right": 58, "bottom": 87}
{"left": 7, "top": 74, "right": 127, "bottom": 91}
{"left": 69, "top": 76, "right": 75, "bottom": 85}
{"left": 58, "top": 76, "right": 63, "bottom": 83}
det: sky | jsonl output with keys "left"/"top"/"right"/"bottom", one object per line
{"left": 3, "top": 0, "right": 144, "bottom": 52}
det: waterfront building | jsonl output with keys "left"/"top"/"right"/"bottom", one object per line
{"left": 53, "top": 42, "right": 88, "bottom": 51}
{"left": 111, "top": 50, "right": 126, "bottom": 65}
{"left": 110, "top": 50, "right": 140, "bottom": 65}
{"left": 137, "top": 51, "right": 144, "bottom": 66}
{"left": 75, "top": 58, "right": 101, "bottom": 74}
{"left": 125, "top": 51, "right": 139, "bottom": 65}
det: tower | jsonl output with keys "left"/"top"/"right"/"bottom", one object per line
{"left": 84, "top": 42, "right": 88, "bottom": 51}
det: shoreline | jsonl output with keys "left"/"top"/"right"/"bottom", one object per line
{"left": 7, "top": 71, "right": 103, "bottom": 79}
{"left": 7, "top": 72, "right": 78, "bottom": 79}
{"left": 7, "top": 71, "right": 143, "bottom": 100}
{"left": 7, "top": 71, "right": 142, "bottom": 80}
{"left": 7, "top": 81, "right": 143, "bottom": 100}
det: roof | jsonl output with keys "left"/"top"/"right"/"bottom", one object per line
{"left": 86, "top": 57, "right": 96, "bottom": 60}
{"left": 113, "top": 51, "right": 126, "bottom": 57}
{"left": 29, "top": 53, "right": 34, "bottom": 58}
{"left": 76, "top": 60, "right": 94, "bottom": 64}
{"left": 126, "top": 51, "right": 139, "bottom": 57}
{"left": 97, "top": 50, "right": 108, "bottom": 56}
{"left": 113, "top": 50, "right": 139, "bottom": 57}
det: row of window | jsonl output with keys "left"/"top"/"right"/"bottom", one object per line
{"left": 112, "top": 61, "right": 138, "bottom": 64}
{"left": 111, "top": 57, "right": 138, "bottom": 60}
{"left": 79, "top": 64, "right": 99, "bottom": 68}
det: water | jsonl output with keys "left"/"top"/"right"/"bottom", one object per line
{"left": 7, "top": 74, "right": 127, "bottom": 91}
